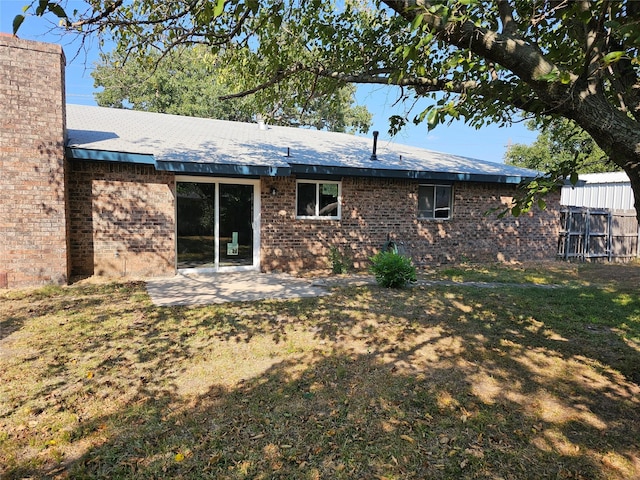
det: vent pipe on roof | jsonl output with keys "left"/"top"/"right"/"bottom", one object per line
{"left": 257, "top": 114, "right": 267, "bottom": 131}
{"left": 370, "top": 130, "right": 379, "bottom": 161}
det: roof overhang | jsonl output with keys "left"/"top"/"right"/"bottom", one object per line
{"left": 155, "top": 160, "right": 290, "bottom": 177}
{"left": 289, "top": 164, "right": 531, "bottom": 184}
{"left": 67, "top": 147, "right": 156, "bottom": 165}
{"left": 66, "top": 148, "right": 291, "bottom": 177}
{"left": 66, "top": 148, "right": 532, "bottom": 184}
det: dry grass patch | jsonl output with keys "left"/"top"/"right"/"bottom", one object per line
{"left": 1, "top": 264, "right": 639, "bottom": 479}
{"left": 424, "top": 260, "right": 640, "bottom": 287}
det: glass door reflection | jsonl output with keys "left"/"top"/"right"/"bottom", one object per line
{"left": 218, "top": 183, "right": 254, "bottom": 267}
{"left": 176, "top": 182, "right": 215, "bottom": 268}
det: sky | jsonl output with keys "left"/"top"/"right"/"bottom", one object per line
{"left": 0, "top": 0, "right": 539, "bottom": 164}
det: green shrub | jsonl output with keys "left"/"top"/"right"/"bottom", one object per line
{"left": 328, "top": 246, "right": 351, "bottom": 274}
{"left": 369, "top": 251, "right": 417, "bottom": 288}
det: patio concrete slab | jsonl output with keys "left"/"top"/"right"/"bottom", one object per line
{"left": 146, "top": 272, "right": 331, "bottom": 306}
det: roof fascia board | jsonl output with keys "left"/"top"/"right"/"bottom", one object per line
{"left": 155, "top": 161, "right": 291, "bottom": 177}
{"left": 562, "top": 179, "right": 587, "bottom": 186}
{"left": 289, "top": 164, "right": 529, "bottom": 184}
{"left": 66, "top": 148, "right": 530, "bottom": 184}
{"left": 66, "top": 149, "right": 289, "bottom": 177}
{"left": 66, "top": 147, "right": 156, "bottom": 165}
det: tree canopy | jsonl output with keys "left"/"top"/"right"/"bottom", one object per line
{"left": 15, "top": 0, "right": 640, "bottom": 220}
{"left": 92, "top": 46, "right": 373, "bottom": 133}
{"left": 504, "top": 118, "right": 616, "bottom": 175}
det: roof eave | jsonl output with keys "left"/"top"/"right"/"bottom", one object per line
{"left": 66, "top": 148, "right": 531, "bottom": 184}
{"left": 66, "top": 147, "right": 155, "bottom": 165}
{"left": 156, "top": 161, "right": 291, "bottom": 177}
{"left": 289, "top": 164, "right": 530, "bottom": 184}
{"left": 66, "top": 148, "right": 291, "bottom": 177}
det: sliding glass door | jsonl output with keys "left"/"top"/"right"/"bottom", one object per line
{"left": 176, "top": 178, "right": 259, "bottom": 272}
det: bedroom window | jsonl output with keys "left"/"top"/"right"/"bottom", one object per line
{"left": 296, "top": 181, "right": 341, "bottom": 219}
{"left": 418, "top": 184, "right": 453, "bottom": 219}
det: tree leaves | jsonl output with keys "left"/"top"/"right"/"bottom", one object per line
{"left": 504, "top": 118, "right": 613, "bottom": 174}
{"left": 12, "top": 15, "right": 25, "bottom": 35}
{"left": 213, "top": 0, "right": 226, "bottom": 18}
{"left": 92, "top": 45, "right": 372, "bottom": 133}
{"left": 46, "top": 3, "right": 68, "bottom": 19}
{"left": 602, "top": 51, "right": 627, "bottom": 67}
{"left": 501, "top": 120, "right": 613, "bottom": 218}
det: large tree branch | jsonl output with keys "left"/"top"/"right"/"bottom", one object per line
{"left": 68, "top": 0, "right": 125, "bottom": 29}
{"left": 67, "top": 0, "right": 254, "bottom": 49}
{"left": 218, "top": 64, "right": 549, "bottom": 133}
{"left": 379, "top": 0, "right": 640, "bottom": 188}
{"left": 381, "top": 1, "right": 577, "bottom": 111}
{"left": 219, "top": 63, "right": 480, "bottom": 100}
{"left": 382, "top": 1, "right": 561, "bottom": 84}
{"left": 580, "top": 0, "right": 606, "bottom": 78}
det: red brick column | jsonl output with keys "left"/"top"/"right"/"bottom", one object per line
{"left": 0, "top": 35, "right": 68, "bottom": 287}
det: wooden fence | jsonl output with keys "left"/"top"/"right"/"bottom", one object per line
{"left": 557, "top": 207, "right": 639, "bottom": 261}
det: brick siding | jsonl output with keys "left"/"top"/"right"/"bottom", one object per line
{"left": 0, "top": 36, "right": 68, "bottom": 287}
{"left": 68, "top": 160, "right": 176, "bottom": 279}
{"left": 67, "top": 170, "right": 559, "bottom": 278}
{"left": 260, "top": 176, "right": 560, "bottom": 272}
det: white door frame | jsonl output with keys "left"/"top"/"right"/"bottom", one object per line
{"left": 175, "top": 176, "right": 261, "bottom": 273}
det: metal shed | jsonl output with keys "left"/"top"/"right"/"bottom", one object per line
{"left": 561, "top": 172, "right": 635, "bottom": 211}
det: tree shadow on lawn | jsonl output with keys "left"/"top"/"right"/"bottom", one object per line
{"left": 2, "top": 283, "right": 639, "bottom": 479}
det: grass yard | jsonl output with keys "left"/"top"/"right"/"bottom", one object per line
{"left": 1, "top": 262, "right": 639, "bottom": 479}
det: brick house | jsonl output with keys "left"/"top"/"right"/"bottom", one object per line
{"left": 1, "top": 35, "right": 560, "bottom": 288}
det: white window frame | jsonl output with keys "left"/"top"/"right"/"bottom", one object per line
{"left": 418, "top": 184, "right": 453, "bottom": 220}
{"left": 296, "top": 180, "right": 342, "bottom": 220}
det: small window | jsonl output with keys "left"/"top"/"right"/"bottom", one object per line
{"left": 418, "top": 184, "right": 453, "bottom": 219}
{"left": 296, "top": 181, "right": 341, "bottom": 219}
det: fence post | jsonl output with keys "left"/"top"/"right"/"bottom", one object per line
{"left": 584, "top": 209, "right": 590, "bottom": 261}
{"left": 607, "top": 211, "right": 612, "bottom": 262}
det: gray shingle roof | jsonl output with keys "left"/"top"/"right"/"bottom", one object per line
{"left": 65, "top": 104, "right": 538, "bottom": 182}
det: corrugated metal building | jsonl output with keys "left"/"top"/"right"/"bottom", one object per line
{"left": 561, "top": 172, "right": 635, "bottom": 211}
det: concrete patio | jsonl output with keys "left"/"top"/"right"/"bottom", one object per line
{"left": 146, "top": 271, "right": 334, "bottom": 306}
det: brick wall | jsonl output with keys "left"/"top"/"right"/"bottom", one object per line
{"left": 0, "top": 36, "right": 68, "bottom": 287}
{"left": 68, "top": 160, "right": 176, "bottom": 279}
{"left": 260, "top": 176, "right": 560, "bottom": 272}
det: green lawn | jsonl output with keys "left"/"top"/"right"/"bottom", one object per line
{"left": 1, "top": 263, "right": 639, "bottom": 479}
